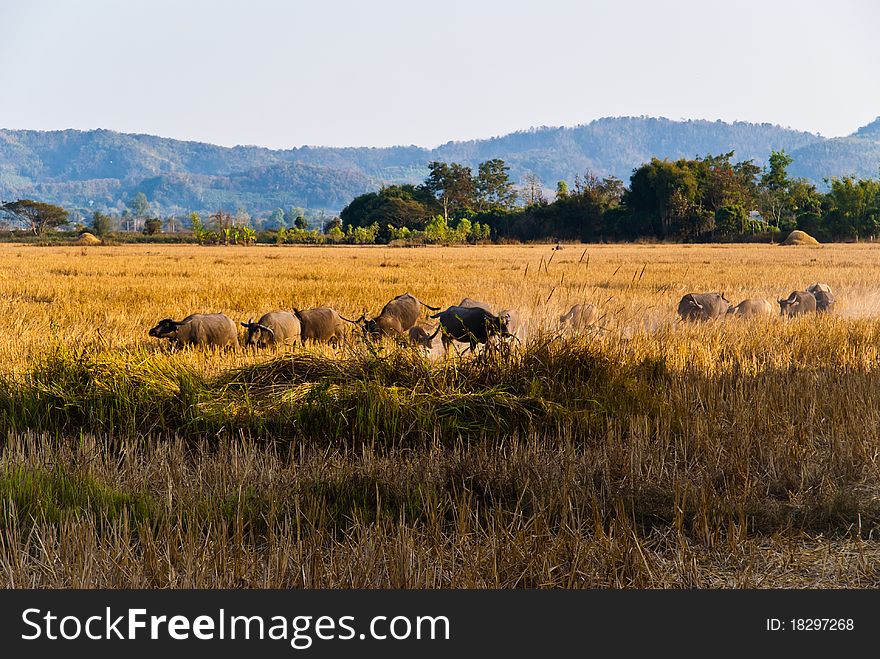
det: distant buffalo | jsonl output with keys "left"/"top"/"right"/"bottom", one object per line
{"left": 294, "top": 307, "right": 356, "bottom": 345}
{"left": 429, "top": 305, "right": 512, "bottom": 353}
{"left": 559, "top": 303, "right": 599, "bottom": 332}
{"left": 149, "top": 313, "right": 238, "bottom": 349}
{"left": 778, "top": 291, "right": 817, "bottom": 317}
{"left": 804, "top": 283, "right": 835, "bottom": 312}
{"left": 813, "top": 289, "right": 835, "bottom": 313}
{"left": 242, "top": 311, "right": 301, "bottom": 348}
{"left": 807, "top": 283, "right": 833, "bottom": 295}
{"left": 727, "top": 299, "right": 773, "bottom": 319}
{"left": 359, "top": 292, "right": 439, "bottom": 339}
{"left": 677, "top": 293, "right": 731, "bottom": 321}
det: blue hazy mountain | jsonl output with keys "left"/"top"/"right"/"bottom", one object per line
{"left": 0, "top": 116, "right": 877, "bottom": 215}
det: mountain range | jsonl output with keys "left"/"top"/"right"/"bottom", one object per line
{"left": 1, "top": 116, "right": 878, "bottom": 217}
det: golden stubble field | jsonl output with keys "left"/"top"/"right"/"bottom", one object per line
{"left": 3, "top": 241, "right": 880, "bottom": 588}
{"left": 2, "top": 241, "right": 880, "bottom": 372}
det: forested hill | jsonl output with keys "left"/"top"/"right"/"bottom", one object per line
{"left": 1, "top": 116, "right": 878, "bottom": 215}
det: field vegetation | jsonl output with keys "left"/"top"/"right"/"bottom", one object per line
{"left": 1, "top": 242, "right": 880, "bottom": 587}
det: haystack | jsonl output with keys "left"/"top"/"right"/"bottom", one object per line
{"left": 75, "top": 232, "right": 102, "bottom": 246}
{"left": 781, "top": 230, "right": 820, "bottom": 246}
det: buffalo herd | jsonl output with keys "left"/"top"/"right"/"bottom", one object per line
{"left": 147, "top": 282, "right": 837, "bottom": 351}
{"left": 676, "top": 283, "right": 836, "bottom": 322}
{"left": 148, "top": 291, "right": 598, "bottom": 352}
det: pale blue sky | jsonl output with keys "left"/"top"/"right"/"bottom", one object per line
{"left": 1, "top": 0, "right": 878, "bottom": 148}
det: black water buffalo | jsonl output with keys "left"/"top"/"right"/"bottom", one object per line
{"left": 429, "top": 305, "right": 512, "bottom": 353}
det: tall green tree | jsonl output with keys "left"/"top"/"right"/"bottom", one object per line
{"left": 1, "top": 199, "right": 69, "bottom": 236}
{"left": 823, "top": 176, "right": 880, "bottom": 239}
{"left": 555, "top": 180, "right": 569, "bottom": 200}
{"left": 143, "top": 217, "right": 162, "bottom": 235}
{"left": 90, "top": 210, "right": 113, "bottom": 237}
{"left": 758, "top": 150, "right": 800, "bottom": 229}
{"left": 475, "top": 159, "right": 517, "bottom": 211}
{"left": 423, "top": 161, "right": 475, "bottom": 220}
{"left": 762, "top": 150, "right": 793, "bottom": 192}
{"left": 626, "top": 158, "right": 699, "bottom": 238}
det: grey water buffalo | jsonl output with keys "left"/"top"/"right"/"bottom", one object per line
{"left": 499, "top": 308, "right": 522, "bottom": 339}
{"left": 241, "top": 310, "right": 301, "bottom": 348}
{"left": 148, "top": 313, "right": 238, "bottom": 348}
{"left": 778, "top": 291, "right": 817, "bottom": 316}
{"left": 813, "top": 289, "right": 835, "bottom": 313}
{"left": 294, "top": 307, "right": 356, "bottom": 345}
{"left": 727, "top": 299, "right": 774, "bottom": 319}
{"left": 458, "top": 298, "right": 494, "bottom": 312}
{"left": 807, "top": 283, "right": 833, "bottom": 295}
{"left": 360, "top": 292, "right": 439, "bottom": 338}
{"left": 559, "top": 303, "right": 599, "bottom": 331}
{"left": 429, "top": 305, "right": 512, "bottom": 353}
{"left": 677, "top": 293, "right": 732, "bottom": 321}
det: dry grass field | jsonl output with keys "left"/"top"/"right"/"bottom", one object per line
{"left": 2, "top": 241, "right": 880, "bottom": 587}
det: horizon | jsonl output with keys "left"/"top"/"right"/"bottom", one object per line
{"left": 1, "top": 113, "right": 874, "bottom": 152}
{"left": 1, "top": 0, "right": 878, "bottom": 149}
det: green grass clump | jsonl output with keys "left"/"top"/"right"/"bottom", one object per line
{"left": 0, "top": 339, "right": 667, "bottom": 444}
{"left": 0, "top": 465, "right": 155, "bottom": 527}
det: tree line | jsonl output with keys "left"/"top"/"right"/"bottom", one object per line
{"left": 2, "top": 151, "right": 878, "bottom": 244}
{"left": 341, "top": 152, "right": 880, "bottom": 243}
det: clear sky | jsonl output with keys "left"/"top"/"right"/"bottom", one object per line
{"left": 1, "top": 0, "right": 878, "bottom": 148}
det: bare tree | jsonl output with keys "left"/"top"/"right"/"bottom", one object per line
{"left": 520, "top": 172, "right": 545, "bottom": 207}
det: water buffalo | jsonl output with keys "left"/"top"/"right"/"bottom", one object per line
{"left": 807, "top": 282, "right": 833, "bottom": 295}
{"left": 458, "top": 298, "right": 494, "bottom": 312}
{"left": 148, "top": 313, "right": 238, "bottom": 348}
{"left": 294, "top": 307, "right": 356, "bottom": 345}
{"left": 559, "top": 303, "right": 599, "bottom": 331}
{"left": 499, "top": 308, "right": 522, "bottom": 339}
{"left": 457, "top": 299, "right": 524, "bottom": 339}
{"left": 813, "top": 289, "right": 835, "bottom": 313}
{"left": 677, "top": 293, "right": 732, "bottom": 321}
{"left": 241, "top": 310, "right": 301, "bottom": 348}
{"left": 408, "top": 325, "right": 436, "bottom": 350}
{"left": 778, "top": 291, "right": 817, "bottom": 316}
{"left": 429, "top": 305, "right": 512, "bottom": 353}
{"left": 727, "top": 299, "right": 774, "bottom": 319}
{"left": 359, "top": 292, "right": 439, "bottom": 338}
